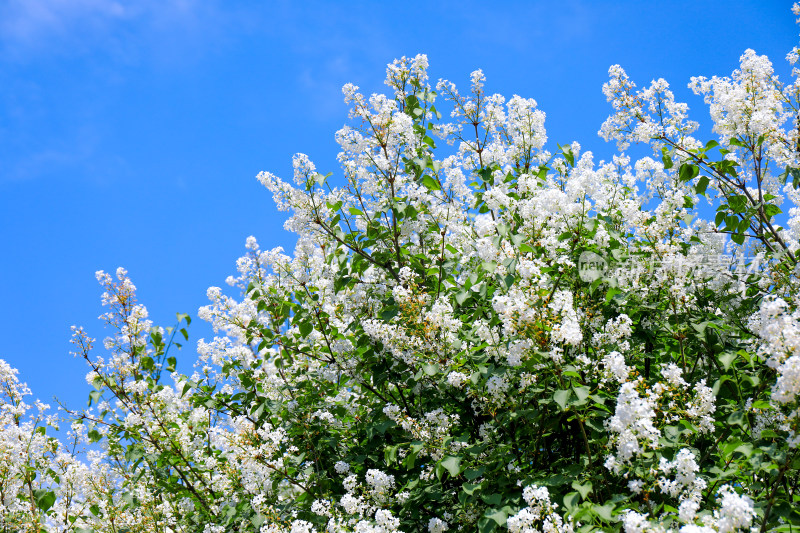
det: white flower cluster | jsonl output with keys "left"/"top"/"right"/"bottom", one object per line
{"left": 600, "top": 65, "right": 699, "bottom": 152}
{"left": 690, "top": 49, "right": 798, "bottom": 168}
{"left": 507, "top": 484, "right": 574, "bottom": 533}
{"left": 622, "top": 484, "right": 755, "bottom": 533}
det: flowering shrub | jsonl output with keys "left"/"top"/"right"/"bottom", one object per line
{"left": 6, "top": 8, "right": 800, "bottom": 533}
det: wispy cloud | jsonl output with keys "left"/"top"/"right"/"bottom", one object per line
{"left": 0, "top": 119, "right": 131, "bottom": 184}
{"left": 1, "top": 0, "right": 131, "bottom": 49}
{"left": 0, "top": 0, "right": 231, "bottom": 60}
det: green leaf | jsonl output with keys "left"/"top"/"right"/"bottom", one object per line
{"left": 727, "top": 410, "right": 748, "bottom": 428}
{"left": 593, "top": 503, "right": 615, "bottom": 521}
{"left": 385, "top": 444, "right": 399, "bottom": 465}
{"left": 561, "top": 144, "right": 575, "bottom": 166}
{"left": 572, "top": 386, "right": 591, "bottom": 405}
{"left": 87, "top": 428, "right": 102, "bottom": 443}
{"left": 422, "top": 363, "right": 439, "bottom": 376}
{"left": 477, "top": 518, "right": 496, "bottom": 533}
{"left": 605, "top": 287, "right": 622, "bottom": 302}
{"left": 462, "top": 482, "right": 482, "bottom": 495}
{"left": 729, "top": 195, "right": 747, "bottom": 212}
{"left": 484, "top": 507, "right": 507, "bottom": 526}
{"left": 125, "top": 446, "right": 145, "bottom": 463}
{"left": 732, "top": 442, "right": 754, "bottom": 459}
{"left": 481, "top": 493, "right": 502, "bottom": 506}
{"left": 455, "top": 291, "right": 469, "bottom": 305}
{"left": 679, "top": 163, "right": 699, "bottom": 183}
{"left": 738, "top": 218, "right": 751, "bottom": 233}
{"left": 422, "top": 175, "right": 441, "bottom": 191}
{"left": 788, "top": 167, "right": 800, "bottom": 189}
{"left": 553, "top": 389, "right": 572, "bottom": 411}
{"left": 88, "top": 390, "right": 102, "bottom": 407}
{"left": 764, "top": 204, "right": 781, "bottom": 218}
{"left": 719, "top": 352, "right": 738, "bottom": 370}
{"left": 464, "top": 466, "right": 486, "bottom": 480}
{"left": 563, "top": 491, "right": 581, "bottom": 510}
{"left": 440, "top": 455, "right": 462, "bottom": 477}
{"left": 298, "top": 321, "right": 313, "bottom": 338}
{"left": 381, "top": 306, "right": 399, "bottom": 321}
{"left": 695, "top": 176, "right": 709, "bottom": 195}
{"left": 33, "top": 489, "right": 56, "bottom": 512}
{"left": 662, "top": 151, "right": 674, "bottom": 169}
{"left": 571, "top": 480, "right": 593, "bottom": 500}
{"left": 729, "top": 137, "right": 746, "bottom": 148}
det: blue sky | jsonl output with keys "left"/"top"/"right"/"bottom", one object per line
{"left": 1, "top": 0, "right": 796, "bottom": 413}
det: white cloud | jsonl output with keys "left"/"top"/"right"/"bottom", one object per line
{"left": 2, "top": 0, "right": 129, "bottom": 44}
{"left": 0, "top": 0, "right": 221, "bottom": 59}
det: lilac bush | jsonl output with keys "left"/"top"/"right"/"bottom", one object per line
{"left": 4, "top": 8, "right": 800, "bottom": 532}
